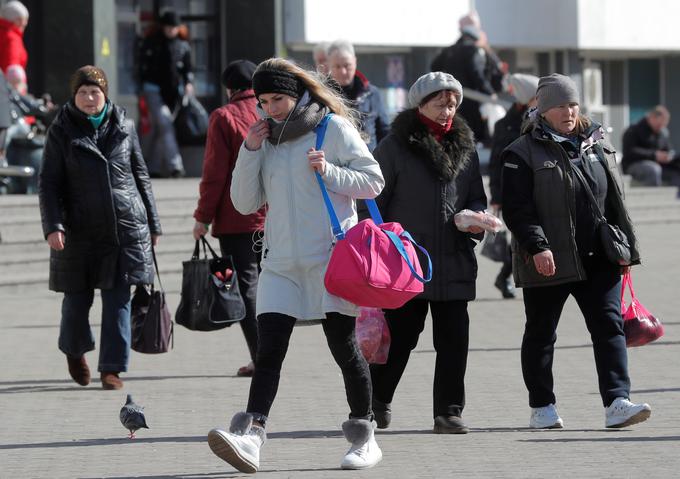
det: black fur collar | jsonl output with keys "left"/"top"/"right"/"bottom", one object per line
{"left": 391, "top": 108, "right": 476, "bottom": 181}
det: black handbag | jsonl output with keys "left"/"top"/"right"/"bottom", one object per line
{"left": 481, "top": 229, "right": 509, "bottom": 263}
{"left": 572, "top": 165, "right": 631, "bottom": 266}
{"left": 175, "top": 236, "right": 246, "bottom": 331}
{"left": 173, "top": 94, "right": 209, "bottom": 145}
{"left": 131, "top": 248, "right": 173, "bottom": 354}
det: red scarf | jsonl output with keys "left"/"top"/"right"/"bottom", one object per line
{"left": 417, "top": 111, "right": 453, "bottom": 142}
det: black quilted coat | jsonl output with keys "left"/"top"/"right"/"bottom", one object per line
{"left": 39, "top": 101, "right": 162, "bottom": 292}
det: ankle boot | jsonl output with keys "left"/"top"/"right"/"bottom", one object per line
{"left": 100, "top": 371, "right": 123, "bottom": 390}
{"left": 372, "top": 396, "right": 392, "bottom": 429}
{"left": 67, "top": 355, "right": 90, "bottom": 386}
{"left": 340, "top": 418, "right": 383, "bottom": 470}
{"left": 208, "top": 412, "right": 266, "bottom": 473}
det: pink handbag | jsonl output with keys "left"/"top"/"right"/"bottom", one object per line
{"left": 621, "top": 271, "right": 664, "bottom": 347}
{"left": 314, "top": 115, "right": 432, "bottom": 309}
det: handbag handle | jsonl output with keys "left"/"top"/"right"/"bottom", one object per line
{"left": 192, "top": 238, "right": 208, "bottom": 260}
{"left": 313, "top": 113, "right": 384, "bottom": 241}
{"left": 383, "top": 229, "right": 433, "bottom": 283}
{"left": 199, "top": 235, "right": 221, "bottom": 259}
{"left": 152, "top": 246, "right": 165, "bottom": 292}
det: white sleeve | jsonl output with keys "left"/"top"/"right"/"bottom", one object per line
{"left": 321, "top": 117, "right": 385, "bottom": 199}
{"left": 230, "top": 144, "right": 267, "bottom": 214}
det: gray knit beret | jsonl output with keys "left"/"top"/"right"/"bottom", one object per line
{"left": 408, "top": 72, "right": 463, "bottom": 108}
{"left": 536, "top": 73, "right": 579, "bottom": 114}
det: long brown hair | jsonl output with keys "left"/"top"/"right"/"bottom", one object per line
{"left": 254, "top": 58, "right": 360, "bottom": 129}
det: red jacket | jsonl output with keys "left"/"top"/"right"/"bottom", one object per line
{"left": 0, "top": 18, "right": 28, "bottom": 72}
{"left": 194, "top": 90, "right": 266, "bottom": 235}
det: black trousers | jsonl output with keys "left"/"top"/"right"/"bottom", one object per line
{"left": 246, "top": 312, "right": 372, "bottom": 424}
{"left": 521, "top": 256, "right": 630, "bottom": 408}
{"left": 498, "top": 244, "right": 513, "bottom": 280}
{"left": 218, "top": 233, "right": 260, "bottom": 362}
{"left": 371, "top": 299, "right": 470, "bottom": 418}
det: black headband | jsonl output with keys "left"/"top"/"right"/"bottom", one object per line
{"left": 252, "top": 69, "right": 304, "bottom": 99}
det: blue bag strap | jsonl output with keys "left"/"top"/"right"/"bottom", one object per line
{"left": 312, "top": 114, "right": 386, "bottom": 239}
{"left": 313, "top": 114, "right": 345, "bottom": 241}
{"left": 382, "top": 230, "right": 433, "bottom": 283}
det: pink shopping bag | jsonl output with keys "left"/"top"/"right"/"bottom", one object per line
{"left": 621, "top": 272, "right": 664, "bottom": 347}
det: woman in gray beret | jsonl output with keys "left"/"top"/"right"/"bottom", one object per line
{"left": 501, "top": 73, "right": 651, "bottom": 430}
{"left": 369, "top": 71, "right": 487, "bottom": 434}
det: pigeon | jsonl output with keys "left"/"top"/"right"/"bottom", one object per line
{"left": 119, "top": 394, "right": 149, "bottom": 439}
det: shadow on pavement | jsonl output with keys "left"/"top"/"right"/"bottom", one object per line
{"left": 414, "top": 340, "right": 680, "bottom": 354}
{"left": 519, "top": 435, "right": 680, "bottom": 443}
{"left": 0, "top": 436, "right": 205, "bottom": 450}
{"left": 0, "top": 374, "right": 236, "bottom": 393}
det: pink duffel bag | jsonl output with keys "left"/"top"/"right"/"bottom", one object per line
{"left": 313, "top": 115, "right": 432, "bottom": 309}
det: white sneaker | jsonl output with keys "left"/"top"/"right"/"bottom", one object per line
{"left": 340, "top": 419, "right": 383, "bottom": 470}
{"left": 208, "top": 426, "right": 264, "bottom": 473}
{"left": 605, "top": 397, "right": 651, "bottom": 428}
{"left": 529, "top": 404, "right": 564, "bottom": 429}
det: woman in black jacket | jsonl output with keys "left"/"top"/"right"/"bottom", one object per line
{"left": 502, "top": 73, "right": 651, "bottom": 429}
{"left": 39, "top": 66, "right": 162, "bottom": 390}
{"left": 369, "top": 72, "right": 487, "bottom": 434}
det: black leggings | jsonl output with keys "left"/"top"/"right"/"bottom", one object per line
{"left": 246, "top": 312, "right": 372, "bottom": 424}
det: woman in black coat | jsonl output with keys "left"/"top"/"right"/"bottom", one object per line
{"left": 39, "top": 66, "right": 162, "bottom": 390}
{"left": 369, "top": 72, "right": 487, "bottom": 434}
{"left": 502, "top": 74, "right": 650, "bottom": 430}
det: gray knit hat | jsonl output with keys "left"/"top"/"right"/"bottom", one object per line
{"left": 508, "top": 73, "right": 539, "bottom": 105}
{"left": 536, "top": 73, "right": 579, "bottom": 114}
{"left": 408, "top": 72, "right": 463, "bottom": 108}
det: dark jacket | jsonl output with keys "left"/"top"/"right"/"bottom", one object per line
{"left": 371, "top": 109, "right": 487, "bottom": 301}
{"left": 431, "top": 34, "right": 496, "bottom": 96}
{"left": 0, "top": 70, "right": 10, "bottom": 130}
{"left": 138, "top": 31, "right": 193, "bottom": 108}
{"left": 488, "top": 104, "right": 526, "bottom": 204}
{"left": 342, "top": 71, "right": 389, "bottom": 152}
{"left": 39, "top": 101, "right": 162, "bottom": 293}
{"left": 194, "top": 90, "right": 266, "bottom": 235}
{"left": 621, "top": 117, "right": 673, "bottom": 171}
{"left": 502, "top": 119, "right": 640, "bottom": 288}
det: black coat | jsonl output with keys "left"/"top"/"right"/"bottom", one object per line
{"left": 39, "top": 101, "right": 162, "bottom": 293}
{"left": 0, "top": 70, "right": 11, "bottom": 130}
{"left": 488, "top": 104, "right": 526, "bottom": 204}
{"left": 138, "top": 31, "right": 193, "bottom": 108}
{"left": 371, "top": 109, "right": 487, "bottom": 301}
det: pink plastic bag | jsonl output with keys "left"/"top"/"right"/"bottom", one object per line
{"left": 621, "top": 272, "right": 664, "bottom": 347}
{"left": 355, "top": 307, "right": 391, "bottom": 364}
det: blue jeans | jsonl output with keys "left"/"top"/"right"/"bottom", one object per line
{"left": 59, "top": 279, "right": 132, "bottom": 372}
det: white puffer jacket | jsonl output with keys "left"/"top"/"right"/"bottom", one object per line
{"left": 231, "top": 114, "right": 384, "bottom": 319}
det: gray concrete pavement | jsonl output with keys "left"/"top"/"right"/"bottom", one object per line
{"left": 1, "top": 179, "right": 679, "bottom": 478}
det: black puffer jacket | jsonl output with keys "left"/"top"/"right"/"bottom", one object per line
{"left": 371, "top": 109, "right": 487, "bottom": 301}
{"left": 39, "top": 101, "right": 162, "bottom": 293}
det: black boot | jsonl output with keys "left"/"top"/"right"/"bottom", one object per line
{"left": 372, "top": 396, "right": 392, "bottom": 429}
{"left": 494, "top": 274, "right": 516, "bottom": 299}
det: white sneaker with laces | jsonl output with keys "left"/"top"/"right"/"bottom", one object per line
{"left": 529, "top": 404, "right": 564, "bottom": 429}
{"left": 208, "top": 426, "right": 264, "bottom": 473}
{"left": 605, "top": 397, "right": 651, "bottom": 428}
{"left": 340, "top": 419, "right": 383, "bottom": 470}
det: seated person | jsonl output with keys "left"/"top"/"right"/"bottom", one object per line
{"left": 622, "top": 105, "right": 680, "bottom": 196}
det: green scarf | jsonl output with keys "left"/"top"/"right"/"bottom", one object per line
{"left": 88, "top": 103, "right": 108, "bottom": 129}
